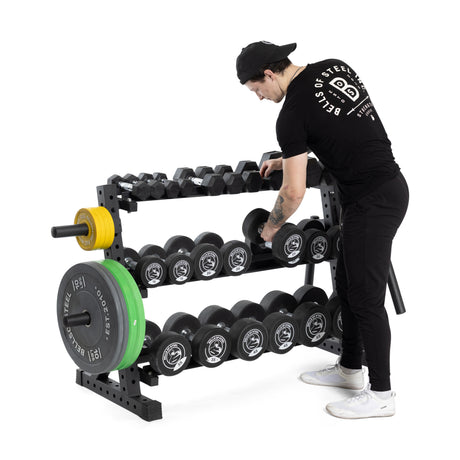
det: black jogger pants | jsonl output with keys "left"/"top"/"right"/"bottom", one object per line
{"left": 335, "top": 171, "right": 409, "bottom": 391}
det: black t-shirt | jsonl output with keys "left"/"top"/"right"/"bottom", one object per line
{"left": 276, "top": 59, "right": 399, "bottom": 203}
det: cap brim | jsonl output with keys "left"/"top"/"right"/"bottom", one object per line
{"left": 269, "top": 43, "right": 297, "bottom": 61}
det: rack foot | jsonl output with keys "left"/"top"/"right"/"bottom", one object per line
{"left": 76, "top": 369, "right": 162, "bottom": 422}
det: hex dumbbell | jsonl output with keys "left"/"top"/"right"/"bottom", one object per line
{"left": 138, "top": 244, "right": 193, "bottom": 285}
{"left": 137, "top": 172, "right": 175, "bottom": 199}
{"left": 124, "top": 173, "right": 165, "bottom": 199}
{"left": 198, "top": 305, "right": 268, "bottom": 361}
{"left": 139, "top": 320, "right": 192, "bottom": 376}
{"left": 234, "top": 160, "right": 263, "bottom": 192}
{"left": 107, "top": 174, "right": 151, "bottom": 201}
{"left": 173, "top": 167, "right": 225, "bottom": 196}
{"left": 213, "top": 165, "right": 245, "bottom": 194}
{"left": 164, "top": 235, "right": 223, "bottom": 281}
{"left": 163, "top": 312, "right": 232, "bottom": 368}
{"left": 258, "top": 151, "right": 284, "bottom": 190}
{"left": 194, "top": 232, "right": 252, "bottom": 276}
{"left": 242, "top": 208, "right": 307, "bottom": 267}
{"left": 151, "top": 172, "right": 194, "bottom": 198}
{"left": 124, "top": 247, "right": 167, "bottom": 288}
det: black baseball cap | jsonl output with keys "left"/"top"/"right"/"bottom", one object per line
{"left": 236, "top": 41, "right": 297, "bottom": 85}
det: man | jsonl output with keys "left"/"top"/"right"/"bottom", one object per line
{"left": 236, "top": 41, "right": 409, "bottom": 419}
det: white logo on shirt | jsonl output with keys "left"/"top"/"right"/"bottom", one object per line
{"left": 329, "top": 77, "right": 359, "bottom": 102}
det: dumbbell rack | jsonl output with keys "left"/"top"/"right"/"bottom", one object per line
{"left": 68, "top": 159, "right": 406, "bottom": 422}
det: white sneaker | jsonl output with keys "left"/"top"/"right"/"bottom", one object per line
{"left": 299, "top": 359, "right": 364, "bottom": 390}
{"left": 326, "top": 384, "right": 396, "bottom": 419}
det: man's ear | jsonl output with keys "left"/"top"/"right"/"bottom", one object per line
{"left": 264, "top": 69, "right": 276, "bottom": 80}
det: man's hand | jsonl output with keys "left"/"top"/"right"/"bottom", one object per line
{"left": 260, "top": 157, "right": 283, "bottom": 178}
{"left": 260, "top": 220, "right": 280, "bottom": 243}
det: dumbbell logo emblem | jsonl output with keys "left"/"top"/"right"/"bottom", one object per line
{"left": 283, "top": 234, "right": 303, "bottom": 259}
{"left": 145, "top": 261, "right": 165, "bottom": 286}
{"left": 228, "top": 247, "right": 249, "bottom": 273}
{"left": 311, "top": 235, "right": 329, "bottom": 261}
{"left": 305, "top": 312, "right": 328, "bottom": 343}
{"left": 198, "top": 251, "right": 220, "bottom": 277}
{"left": 162, "top": 342, "right": 189, "bottom": 372}
{"left": 242, "top": 328, "right": 265, "bottom": 357}
{"left": 274, "top": 322, "right": 296, "bottom": 351}
{"left": 204, "top": 334, "right": 228, "bottom": 364}
{"left": 172, "top": 260, "right": 192, "bottom": 283}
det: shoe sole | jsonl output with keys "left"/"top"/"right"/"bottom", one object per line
{"left": 325, "top": 407, "right": 396, "bottom": 419}
{"left": 298, "top": 374, "right": 364, "bottom": 391}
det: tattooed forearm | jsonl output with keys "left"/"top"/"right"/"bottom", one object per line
{"left": 269, "top": 194, "right": 285, "bottom": 227}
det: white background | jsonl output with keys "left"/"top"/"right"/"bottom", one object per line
{"left": 1, "top": 0, "right": 458, "bottom": 457}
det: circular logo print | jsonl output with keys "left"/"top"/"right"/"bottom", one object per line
{"left": 311, "top": 236, "right": 328, "bottom": 260}
{"left": 274, "top": 322, "right": 295, "bottom": 350}
{"left": 305, "top": 312, "right": 327, "bottom": 343}
{"left": 145, "top": 262, "right": 164, "bottom": 285}
{"left": 228, "top": 247, "right": 248, "bottom": 273}
{"left": 204, "top": 334, "right": 228, "bottom": 364}
{"left": 199, "top": 251, "right": 218, "bottom": 277}
{"left": 242, "top": 328, "right": 264, "bottom": 357}
{"left": 284, "top": 234, "right": 303, "bottom": 259}
{"left": 172, "top": 260, "right": 191, "bottom": 282}
{"left": 162, "top": 342, "right": 187, "bottom": 372}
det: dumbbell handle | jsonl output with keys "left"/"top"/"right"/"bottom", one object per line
{"left": 63, "top": 312, "right": 91, "bottom": 327}
{"left": 51, "top": 224, "right": 89, "bottom": 238}
{"left": 186, "top": 176, "right": 204, "bottom": 186}
{"left": 118, "top": 181, "right": 138, "bottom": 191}
{"left": 257, "top": 223, "right": 273, "bottom": 249}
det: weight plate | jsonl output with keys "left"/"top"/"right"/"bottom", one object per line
{"left": 242, "top": 208, "right": 269, "bottom": 244}
{"left": 221, "top": 240, "right": 252, "bottom": 275}
{"left": 56, "top": 262, "right": 128, "bottom": 374}
{"left": 293, "top": 284, "right": 328, "bottom": 306}
{"left": 74, "top": 207, "right": 115, "bottom": 251}
{"left": 190, "top": 243, "right": 223, "bottom": 280}
{"left": 260, "top": 290, "right": 298, "bottom": 314}
{"left": 263, "top": 312, "right": 299, "bottom": 354}
{"left": 294, "top": 302, "right": 331, "bottom": 347}
{"left": 191, "top": 324, "right": 232, "bottom": 368}
{"left": 231, "top": 300, "right": 266, "bottom": 321}
{"left": 164, "top": 235, "right": 195, "bottom": 255}
{"left": 194, "top": 232, "right": 224, "bottom": 248}
{"left": 100, "top": 259, "right": 145, "bottom": 370}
